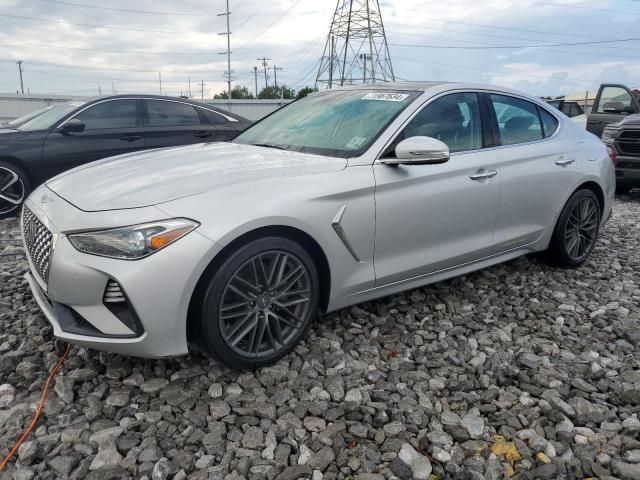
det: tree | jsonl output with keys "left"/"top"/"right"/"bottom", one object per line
{"left": 214, "top": 85, "right": 254, "bottom": 99}
{"left": 258, "top": 85, "right": 295, "bottom": 100}
{"left": 296, "top": 86, "right": 317, "bottom": 99}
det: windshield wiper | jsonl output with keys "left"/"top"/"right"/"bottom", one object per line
{"left": 251, "top": 143, "right": 290, "bottom": 151}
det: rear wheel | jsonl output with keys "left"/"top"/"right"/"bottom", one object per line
{"left": 0, "top": 162, "right": 30, "bottom": 219}
{"left": 547, "top": 189, "right": 601, "bottom": 267}
{"left": 196, "top": 237, "right": 319, "bottom": 369}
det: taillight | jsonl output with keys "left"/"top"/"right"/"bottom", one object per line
{"left": 607, "top": 146, "right": 617, "bottom": 166}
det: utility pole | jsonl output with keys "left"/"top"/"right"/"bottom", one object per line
{"left": 273, "top": 65, "right": 283, "bottom": 89}
{"left": 159, "top": 72, "right": 162, "bottom": 95}
{"left": 98, "top": 85, "right": 102, "bottom": 95}
{"left": 200, "top": 80, "right": 206, "bottom": 100}
{"left": 257, "top": 57, "right": 271, "bottom": 89}
{"left": 252, "top": 67, "right": 259, "bottom": 98}
{"left": 218, "top": 0, "right": 232, "bottom": 101}
{"left": 188, "top": 77, "right": 192, "bottom": 98}
{"left": 16, "top": 60, "right": 24, "bottom": 94}
{"left": 112, "top": 82, "right": 116, "bottom": 94}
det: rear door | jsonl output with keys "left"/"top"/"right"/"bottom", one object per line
{"left": 587, "top": 84, "right": 640, "bottom": 137}
{"left": 41, "top": 99, "right": 144, "bottom": 179}
{"left": 489, "top": 94, "right": 577, "bottom": 250}
{"left": 142, "top": 99, "right": 218, "bottom": 148}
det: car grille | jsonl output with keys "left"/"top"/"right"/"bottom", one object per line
{"left": 22, "top": 207, "right": 54, "bottom": 283}
{"left": 618, "top": 129, "right": 640, "bottom": 156}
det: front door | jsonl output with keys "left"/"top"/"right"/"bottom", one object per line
{"left": 373, "top": 92, "right": 501, "bottom": 286}
{"left": 588, "top": 84, "right": 640, "bottom": 137}
{"left": 41, "top": 99, "right": 144, "bottom": 179}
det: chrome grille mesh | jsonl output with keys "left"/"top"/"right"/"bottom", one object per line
{"left": 22, "top": 207, "right": 54, "bottom": 282}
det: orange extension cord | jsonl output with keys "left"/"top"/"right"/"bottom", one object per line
{"left": 0, "top": 344, "right": 71, "bottom": 472}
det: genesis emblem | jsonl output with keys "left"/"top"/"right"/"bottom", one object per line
{"left": 40, "top": 192, "right": 55, "bottom": 204}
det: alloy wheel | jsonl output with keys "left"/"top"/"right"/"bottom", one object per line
{"left": 564, "top": 197, "right": 599, "bottom": 262}
{"left": 218, "top": 250, "right": 312, "bottom": 359}
{"left": 0, "top": 167, "right": 25, "bottom": 215}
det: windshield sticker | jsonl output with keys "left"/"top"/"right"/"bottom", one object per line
{"left": 362, "top": 92, "right": 410, "bottom": 102}
{"left": 346, "top": 136, "right": 368, "bottom": 149}
{"left": 69, "top": 101, "right": 86, "bottom": 107}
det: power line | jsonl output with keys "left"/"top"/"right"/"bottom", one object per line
{"left": 0, "top": 41, "right": 218, "bottom": 56}
{"left": 535, "top": 1, "right": 640, "bottom": 16}
{"left": 234, "top": 0, "right": 306, "bottom": 52}
{"left": 40, "top": 0, "right": 208, "bottom": 16}
{"left": 0, "top": 59, "right": 222, "bottom": 75}
{"left": 0, "top": 13, "right": 182, "bottom": 34}
{"left": 388, "top": 36, "right": 640, "bottom": 50}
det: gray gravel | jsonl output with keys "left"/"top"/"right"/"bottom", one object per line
{"left": 1, "top": 193, "right": 640, "bottom": 480}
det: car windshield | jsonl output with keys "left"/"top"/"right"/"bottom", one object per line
{"left": 6, "top": 105, "right": 57, "bottom": 127}
{"left": 235, "top": 89, "right": 420, "bottom": 157}
{"left": 18, "top": 100, "right": 87, "bottom": 131}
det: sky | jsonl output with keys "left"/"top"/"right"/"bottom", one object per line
{"left": 0, "top": 0, "right": 638, "bottom": 99}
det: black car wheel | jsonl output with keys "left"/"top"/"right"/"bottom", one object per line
{"left": 0, "top": 162, "right": 30, "bottom": 218}
{"left": 548, "top": 189, "right": 601, "bottom": 267}
{"left": 196, "top": 237, "right": 319, "bottom": 369}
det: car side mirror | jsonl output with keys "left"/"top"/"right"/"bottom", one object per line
{"left": 60, "top": 118, "right": 86, "bottom": 133}
{"left": 380, "top": 136, "right": 450, "bottom": 166}
{"left": 602, "top": 102, "right": 625, "bottom": 114}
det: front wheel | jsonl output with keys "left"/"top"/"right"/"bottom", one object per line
{"left": 0, "top": 162, "right": 30, "bottom": 219}
{"left": 196, "top": 237, "right": 320, "bottom": 369}
{"left": 547, "top": 189, "right": 601, "bottom": 268}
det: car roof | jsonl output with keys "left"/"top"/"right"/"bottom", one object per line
{"left": 69, "top": 94, "right": 250, "bottom": 122}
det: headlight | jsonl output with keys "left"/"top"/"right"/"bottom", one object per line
{"left": 601, "top": 129, "right": 618, "bottom": 145}
{"left": 67, "top": 219, "right": 199, "bottom": 260}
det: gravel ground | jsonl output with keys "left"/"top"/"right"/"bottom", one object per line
{"left": 1, "top": 194, "right": 640, "bottom": 480}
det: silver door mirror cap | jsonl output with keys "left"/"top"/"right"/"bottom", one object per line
{"left": 381, "top": 136, "right": 450, "bottom": 166}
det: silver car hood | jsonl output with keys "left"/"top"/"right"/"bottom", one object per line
{"left": 46, "top": 142, "right": 347, "bottom": 212}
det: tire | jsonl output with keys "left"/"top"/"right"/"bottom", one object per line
{"left": 195, "top": 236, "right": 320, "bottom": 369}
{"left": 547, "top": 189, "right": 601, "bottom": 268}
{"left": 0, "top": 161, "right": 30, "bottom": 219}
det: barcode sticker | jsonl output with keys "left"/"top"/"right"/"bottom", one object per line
{"left": 362, "top": 92, "right": 410, "bottom": 102}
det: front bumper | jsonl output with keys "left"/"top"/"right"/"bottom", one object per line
{"left": 23, "top": 188, "right": 221, "bottom": 358}
{"left": 616, "top": 155, "right": 640, "bottom": 186}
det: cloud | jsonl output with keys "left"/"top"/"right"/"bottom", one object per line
{"left": 0, "top": 0, "right": 638, "bottom": 97}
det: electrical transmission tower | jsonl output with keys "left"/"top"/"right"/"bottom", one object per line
{"left": 315, "top": 0, "right": 394, "bottom": 89}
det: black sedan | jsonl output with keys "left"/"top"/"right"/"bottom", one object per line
{"left": 0, "top": 94, "right": 252, "bottom": 217}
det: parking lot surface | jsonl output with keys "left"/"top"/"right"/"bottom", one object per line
{"left": 1, "top": 195, "right": 640, "bottom": 480}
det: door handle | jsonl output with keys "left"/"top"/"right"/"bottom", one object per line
{"left": 587, "top": 120, "right": 601, "bottom": 124}
{"left": 120, "top": 135, "right": 142, "bottom": 142}
{"left": 194, "top": 131, "right": 213, "bottom": 138}
{"left": 469, "top": 169, "right": 498, "bottom": 181}
{"left": 555, "top": 158, "right": 575, "bottom": 166}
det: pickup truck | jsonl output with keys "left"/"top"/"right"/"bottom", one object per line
{"left": 587, "top": 84, "right": 640, "bottom": 193}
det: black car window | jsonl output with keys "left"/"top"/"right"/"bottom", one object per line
{"left": 491, "top": 94, "right": 543, "bottom": 146}
{"left": 539, "top": 107, "right": 559, "bottom": 138}
{"left": 147, "top": 100, "right": 201, "bottom": 127}
{"left": 397, "top": 92, "right": 483, "bottom": 154}
{"left": 202, "top": 109, "right": 229, "bottom": 125}
{"left": 74, "top": 100, "right": 137, "bottom": 130}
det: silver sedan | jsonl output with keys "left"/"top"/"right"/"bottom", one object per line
{"left": 22, "top": 82, "right": 615, "bottom": 369}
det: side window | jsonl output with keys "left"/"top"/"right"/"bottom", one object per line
{"left": 491, "top": 94, "right": 543, "bottom": 146}
{"left": 146, "top": 100, "right": 201, "bottom": 127}
{"left": 400, "top": 92, "right": 483, "bottom": 154}
{"left": 596, "top": 86, "right": 632, "bottom": 113}
{"left": 74, "top": 100, "right": 137, "bottom": 130}
{"left": 539, "top": 108, "right": 559, "bottom": 138}
{"left": 202, "top": 109, "right": 229, "bottom": 126}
